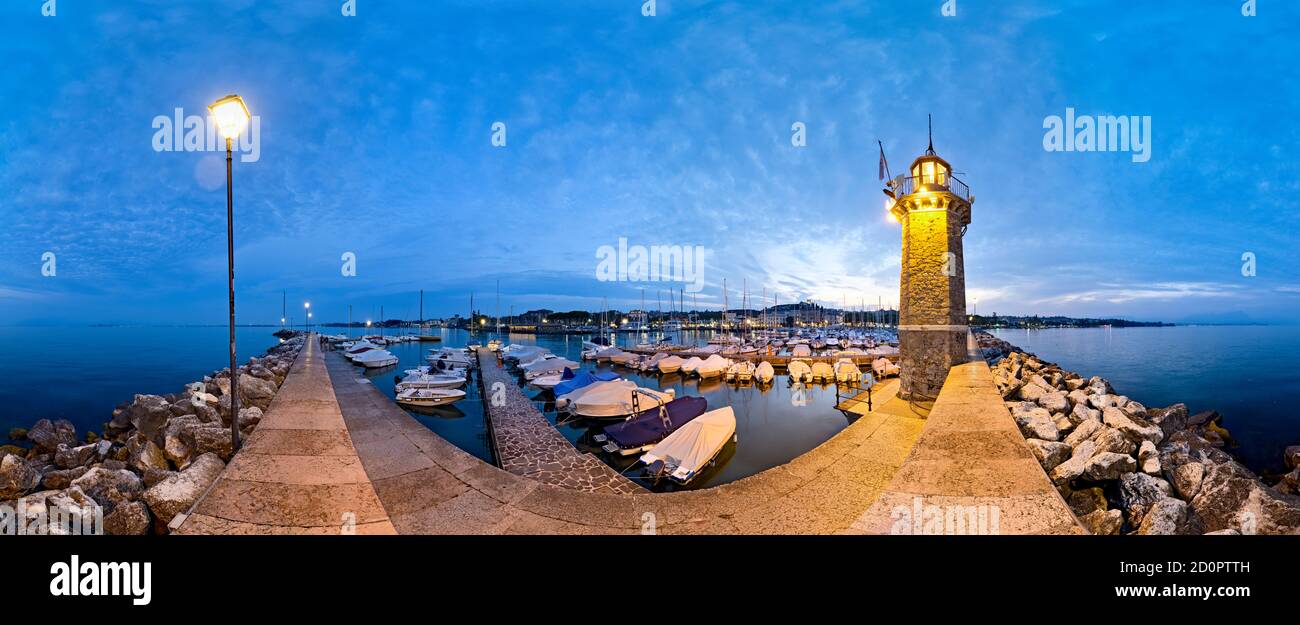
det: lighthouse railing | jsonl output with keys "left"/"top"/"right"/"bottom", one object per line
{"left": 890, "top": 174, "right": 971, "bottom": 202}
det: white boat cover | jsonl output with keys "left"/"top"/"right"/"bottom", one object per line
{"left": 696, "top": 354, "right": 731, "bottom": 377}
{"left": 788, "top": 359, "right": 812, "bottom": 380}
{"left": 568, "top": 383, "right": 676, "bottom": 418}
{"left": 556, "top": 379, "right": 635, "bottom": 408}
{"left": 642, "top": 406, "right": 736, "bottom": 480}
{"left": 755, "top": 361, "right": 775, "bottom": 382}
{"left": 811, "top": 362, "right": 835, "bottom": 380}
{"left": 791, "top": 344, "right": 813, "bottom": 358}
{"left": 523, "top": 357, "right": 579, "bottom": 375}
{"left": 657, "top": 355, "right": 686, "bottom": 372}
{"left": 680, "top": 356, "right": 705, "bottom": 373}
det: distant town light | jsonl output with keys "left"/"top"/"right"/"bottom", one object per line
{"left": 208, "top": 94, "right": 251, "bottom": 141}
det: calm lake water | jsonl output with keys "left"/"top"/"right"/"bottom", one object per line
{"left": 992, "top": 325, "right": 1300, "bottom": 474}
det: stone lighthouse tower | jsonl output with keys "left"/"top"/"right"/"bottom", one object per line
{"left": 887, "top": 131, "right": 974, "bottom": 401}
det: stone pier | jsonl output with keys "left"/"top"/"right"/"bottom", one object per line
{"left": 474, "top": 348, "right": 643, "bottom": 494}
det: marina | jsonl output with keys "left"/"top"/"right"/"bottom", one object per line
{"left": 321, "top": 328, "right": 899, "bottom": 491}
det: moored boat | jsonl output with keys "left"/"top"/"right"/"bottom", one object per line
{"left": 594, "top": 396, "right": 709, "bottom": 456}
{"left": 640, "top": 406, "right": 736, "bottom": 485}
{"left": 395, "top": 387, "right": 466, "bottom": 407}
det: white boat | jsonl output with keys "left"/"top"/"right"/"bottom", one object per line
{"left": 396, "top": 372, "right": 466, "bottom": 391}
{"left": 726, "top": 360, "right": 755, "bottom": 382}
{"left": 788, "top": 359, "right": 812, "bottom": 383}
{"left": 640, "top": 406, "right": 736, "bottom": 485}
{"left": 564, "top": 383, "right": 676, "bottom": 419}
{"left": 522, "top": 358, "right": 580, "bottom": 380}
{"left": 487, "top": 339, "right": 502, "bottom": 351}
{"left": 594, "top": 347, "right": 624, "bottom": 363}
{"left": 790, "top": 344, "right": 813, "bottom": 358}
{"left": 754, "top": 361, "right": 775, "bottom": 384}
{"left": 695, "top": 354, "right": 731, "bottom": 379}
{"left": 353, "top": 349, "right": 399, "bottom": 368}
{"left": 609, "top": 351, "right": 642, "bottom": 367}
{"left": 638, "top": 352, "right": 669, "bottom": 372}
{"left": 657, "top": 355, "right": 686, "bottom": 374}
{"left": 834, "top": 358, "right": 861, "bottom": 383}
{"left": 580, "top": 341, "right": 604, "bottom": 360}
{"left": 427, "top": 347, "right": 474, "bottom": 368}
{"left": 679, "top": 356, "right": 705, "bottom": 375}
{"left": 530, "top": 373, "right": 567, "bottom": 390}
{"left": 810, "top": 361, "right": 835, "bottom": 382}
{"left": 395, "top": 387, "right": 466, "bottom": 407}
{"left": 556, "top": 379, "right": 632, "bottom": 410}
{"left": 872, "top": 357, "right": 900, "bottom": 379}
{"left": 697, "top": 344, "right": 722, "bottom": 355}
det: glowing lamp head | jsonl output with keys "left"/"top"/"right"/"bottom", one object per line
{"left": 208, "top": 94, "right": 251, "bottom": 141}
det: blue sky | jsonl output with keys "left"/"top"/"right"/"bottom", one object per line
{"left": 1, "top": 0, "right": 1297, "bottom": 326}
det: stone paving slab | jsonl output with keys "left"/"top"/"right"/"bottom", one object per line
{"left": 174, "top": 338, "right": 395, "bottom": 535}
{"left": 847, "top": 359, "right": 1087, "bottom": 535}
{"left": 473, "top": 348, "right": 644, "bottom": 494}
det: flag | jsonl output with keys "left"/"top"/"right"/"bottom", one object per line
{"left": 878, "top": 143, "right": 888, "bottom": 181}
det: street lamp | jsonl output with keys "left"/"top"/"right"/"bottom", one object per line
{"left": 304, "top": 302, "right": 311, "bottom": 333}
{"left": 209, "top": 93, "right": 251, "bottom": 453}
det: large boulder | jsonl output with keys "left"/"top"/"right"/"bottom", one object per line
{"left": 141, "top": 452, "right": 226, "bottom": 528}
{"left": 1283, "top": 445, "right": 1300, "bottom": 470}
{"left": 129, "top": 440, "right": 169, "bottom": 473}
{"left": 1170, "top": 462, "right": 1205, "bottom": 501}
{"left": 1102, "top": 407, "right": 1163, "bottom": 445}
{"left": 1087, "top": 376, "right": 1113, "bottom": 396}
{"left": 103, "top": 500, "right": 153, "bottom": 535}
{"left": 0, "top": 454, "right": 41, "bottom": 498}
{"left": 1067, "top": 487, "right": 1109, "bottom": 517}
{"left": 1081, "top": 508, "right": 1123, "bottom": 535}
{"left": 190, "top": 426, "right": 234, "bottom": 461}
{"left": 237, "top": 375, "right": 278, "bottom": 412}
{"left": 123, "top": 394, "right": 172, "bottom": 441}
{"left": 40, "top": 465, "right": 89, "bottom": 490}
{"left": 53, "top": 443, "right": 97, "bottom": 469}
{"left": 1136, "top": 498, "right": 1190, "bottom": 535}
{"left": 27, "top": 419, "right": 78, "bottom": 453}
{"left": 1119, "top": 473, "right": 1173, "bottom": 525}
{"left": 1138, "top": 440, "right": 1161, "bottom": 475}
{"left": 1064, "top": 419, "right": 1104, "bottom": 449}
{"left": 1038, "top": 391, "right": 1070, "bottom": 414}
{"left": 1190, "top": 461, "right": 1300, "bottom": 535}
{"left": 1084, "top": 452, "right": 1137, "bottom": 481}
{"left": 69, "top": 467, "right": 144, "bottom": 510}
{"left": 1091, "top": 426, "right": 1138, "bottom": 457}
{"left": 1147, "top": 403, "right": 1189, "bottom": 439}
{"left": 1013, "top": 406, "right": 1059, "bottom": 441}
{"left": 1027, "top": 439, "right": 1072, "bottom": 471}
{"left": 1050, "top": 440, "right": 1097, "bottom": 484}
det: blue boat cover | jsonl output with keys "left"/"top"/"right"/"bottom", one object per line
{"left": 603, "top": 396, "right": 708, "bottom": 449}
{"left": 553, "top": 370, "right": 619, "bottom": 397}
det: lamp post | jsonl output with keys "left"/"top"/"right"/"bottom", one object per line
{"left": 209, "top": 94, "right": 251, "bottom": 453}
{"left": 304, "top": 302, "right": 311, "bottom": 333}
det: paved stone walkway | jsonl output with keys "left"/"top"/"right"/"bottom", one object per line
{"left": 174, "top": 339, "right": 396, "bottom": 534}
{"left": 475, "top": 349, "right": 643, "bottom": 494}
{"left": 848, "top": 358, "right": 1086, "bottom": 535}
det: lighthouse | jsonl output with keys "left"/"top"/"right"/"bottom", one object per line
{"left": 886, "top": 127, "right": 974, "bottom": 402}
